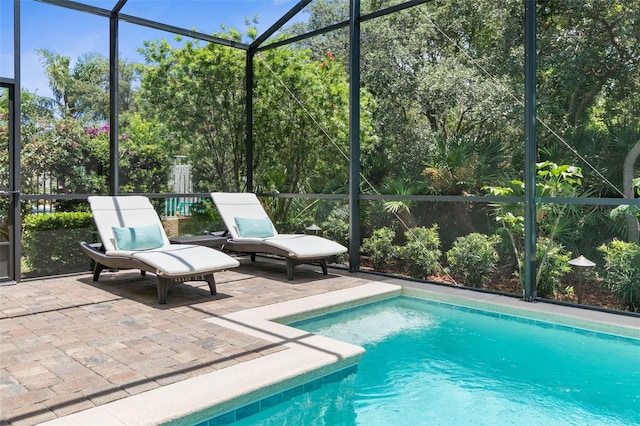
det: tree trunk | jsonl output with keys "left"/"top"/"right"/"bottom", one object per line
{"left": 623, "top": 138, "right": 640, "bottom": 243}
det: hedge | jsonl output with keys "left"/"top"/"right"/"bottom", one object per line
{"left": 22, "top": 212, "right": 96, "bottom": 277}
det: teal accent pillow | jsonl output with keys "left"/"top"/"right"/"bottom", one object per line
{"left": 112, "top": 224, "right": 164, "bottom": 250}
{"left": 234, "top": 217, "right": 274, "bottom": 238}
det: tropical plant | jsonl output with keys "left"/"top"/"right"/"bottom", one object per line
{"left": 379, "top": 178, "right": 423, "bottom": 229}
{"left": 484, "top": 162, "right": 583, "bottom": 281}
{"left": 37, "top": 48, "right": 137, "bottom": 120}
{"left": 531, "top": 237, "right": 572, "bottom": 299}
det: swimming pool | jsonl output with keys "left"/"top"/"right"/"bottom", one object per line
{"left": 214, "top": 296, "right": 640, "bottom": 425}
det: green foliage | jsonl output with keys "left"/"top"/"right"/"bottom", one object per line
{"left": 537, "top": 0, "right": 640, "bottom": 130}
{"left": 610, "top": 177, "right": 640, "bottom": 219}
{"left": 298, "top": 0, "right": 639, "bottom": 237}
{"left": 378, "top": 178, "right": 422, "bottom": 229}
{"left": 485, "top": 161, "right": 583, "bottom": 201}
{"left": 399, "top": 225, "right": 442, "bottom": 278}
{"left": 446, "top": 233, "right": 501, "bottom": 288}
{"left": 597, "top": 240, "right": 640, "bottom": 312}
{"left": 137, "top": 30, "right": 379, "bottom": 212}
{"left": 36, "top": 49, "right": 136, "bottom": 120}
{"left": 534, "top": 237, "right": 572, "bottom": 299}
{"left": 137, "top": 36, "right": 248, "bottom": 193}
{"left": 485, "top": 162, "right": 584, "bottom": 274}
{"left": 277, "top": 217, "right": 310, "bottom": 235}
{"left": 297, "top": 1, "right": 522, "bottom": 191}
{"left": 487, "top": 164, "right": 576, "bottom": 298}
{"left": 21, "top": 118, "right": 109, "bottom": 201}
{"left": 177, "top": 200, "right": 225, "bottom": 236}
{"left": 362, "top": 227, "right": 397, "bottom": 271}
{"left": 321, "top": 209, "right": 349, "bottom": 249}
{"left": 422, "top": 134, "right": 510, "bottom": 195}
{"left": 534, "top": 161, "right": 583, "bottom": 194}
{"left": 319, "top": 206, "right": 350, "bottom": 263}
{"left": 22, "top": 212, "right": 96, "bottom": 277}
{"left": 23, "top": 212, "right": 94, "bottom": 230}
{"left": 119, "top": 117, "right": 171, "bottom": 194}
{"left": 252, "top": 47, "right": 377, "bottom": 222}
{"left": 19, "top": 112, "right": 171, "bottom": 204}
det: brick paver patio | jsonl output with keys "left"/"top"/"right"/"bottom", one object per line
{"left": 0, "top": 258, "right": 366, "bottom": 425}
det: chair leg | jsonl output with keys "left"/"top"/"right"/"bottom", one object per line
{"left": 93, "top": 263, "right": 106, "bottom": 281}
{"left": 251, "top": 253, "right": 256, "bottom": 262}
{"left": 286, "top": 259, "right": 328, "bottom": 279}
{"left": 286, "top": 258, "right": 295, "bottom": 280}
{"left": 319, "top": 259, "right": 328, "bottom": 275}
{"left": 204, "top": 274, "right": 217, "bottom": 295}
{"left": 157, "top": 277, "right": 171, "bottom": 304}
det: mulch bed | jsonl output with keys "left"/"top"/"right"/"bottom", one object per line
{"left": 360, "top": 259, "right": 624, "bottom": 312}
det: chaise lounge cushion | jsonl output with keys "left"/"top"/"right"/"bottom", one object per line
{"left": 232, "top": 234, "right": 347, "bottom": 259}
{"left": 106, "top": 244, "right": 239, "bottom": 278}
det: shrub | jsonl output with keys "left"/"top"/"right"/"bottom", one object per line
{"left": 597, "top": 240, "right": 640, "bottom": 312}
{"left": 399, "top": 225, "right": 442, "bottom": 278}
{"left": 362, "top": 227, "right": 397, "bottom": 271}
{"left": 534, "top": 237, "right": 572, "bottom": 299}
{"left": 175, "top": 199, "right": 225, "bottom": 236}
{"left": 322, "top": 215, "right": 349, "bottom": 248}
{"left": 322, "top": 212, "right": 350, "bottom": 263}
{"left": 22, "top": 212, "right": 96, "bottom": 277}
{"left": 446, "top": 233, "right": 500, "bottom": 288}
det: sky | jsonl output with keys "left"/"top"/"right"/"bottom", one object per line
{"left": 1, "top": 0, "right": 306, "bottom": 99}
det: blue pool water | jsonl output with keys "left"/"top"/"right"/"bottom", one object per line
{"left": 219, "top": 297, "right": 640, "bottom": 425}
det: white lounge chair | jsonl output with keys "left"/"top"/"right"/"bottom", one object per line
{"left": 211, "top": 192, "right": 347, "bottom": 280}
{"left": 80, "top": 195, "right": 239, "bottom": 304}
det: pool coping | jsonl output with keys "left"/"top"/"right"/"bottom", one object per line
{"left": 38, "top": 277, "right": 639, "bottom": 425}
{"left": 39, "top": 281, "right": 402, "bottom": 426}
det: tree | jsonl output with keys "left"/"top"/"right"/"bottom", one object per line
{"left": 20, "top": 117, "right": 109, "bottom": 204}
{"left": 137, "top": 34, "right": 247, "bottom": 193}
{"left": 537, "top": 0, "right": 640, "bottom": 130}
{"left": 17, "top": 91, "right": 170, "bottom": 206}
{"left": 137, "top": 29, "right": 376, "bottom": 222}
{"left": 294, "top": 0, "right": 639, "bottom": 198}
{"left": 118, "top": 114, "right": 172, "bottom": 194}
{"left": 293, "top": 0, "right": 522, "bottom": 192}
{"left": 37, "top": 49, "right": 137, "bottom": 121}
{"left": 252, "top": 46, "right": 376, "bottom": 220}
